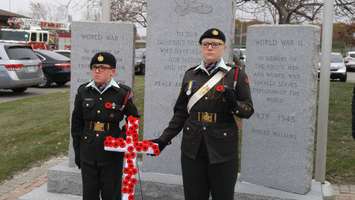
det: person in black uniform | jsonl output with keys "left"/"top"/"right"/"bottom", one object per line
{"left": 151, "top": 28, "right": 254, "bottom": 200}
{"left": 352, "top": 86, "right": 355, "bottom": 140}
{"left": 71, "top": 52, "right": 139, "bottom": 200}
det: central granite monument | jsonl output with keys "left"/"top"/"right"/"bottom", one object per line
{"left": 141, "top": 0, "right": 235, "bottom": 198}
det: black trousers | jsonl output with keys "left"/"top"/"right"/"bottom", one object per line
{"left": 181, "top": 144, "right": 238, "bottom": 200}
{"left": 81, "top": 160, "right": 123, "bottom": 200}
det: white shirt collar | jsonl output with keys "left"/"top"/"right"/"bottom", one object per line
{"left": 85, "top": 79, "right": 120, "bottom": 94}
{"left": 194, "top": 58, "right": 230, "bottom": 75}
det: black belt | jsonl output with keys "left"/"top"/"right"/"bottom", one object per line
{"left": 85, "top": 121, "right": 120, "bottom": 132}
{"left": 189, "top": 112, "right": 235, "bottom": 123}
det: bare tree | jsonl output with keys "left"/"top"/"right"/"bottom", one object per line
{"left": 80, "top": 0, "right": 147, "bottom": 24}
{"left": 83, "top": 0, "right": 102, "bottom": 21}
{"left": 29, "top": 0, "right": 75, "bottom": 21}
{"left": 110, "top": 0, "right": 147, "bottom": 27}
{"left": 29, "top": 2, "right": 50, "bottom": 20}
{"left": 236, "top": 0, "right": 355, "bottom": 24}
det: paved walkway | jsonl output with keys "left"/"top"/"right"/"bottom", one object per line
{"left": 0, "top": 156, "right": 66, "bottom": 200}
{"left": 0, "top": 156, "right": 354, "bottom": 200}
{"left": 333, "top": 185, "right": 355, "bottom": 200}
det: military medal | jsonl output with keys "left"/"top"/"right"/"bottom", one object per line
{"left": 186, "top": 80, "right": 194, "bottom": 96}
{"left": 112, "top": 102, "right": 116, "bottom": 109}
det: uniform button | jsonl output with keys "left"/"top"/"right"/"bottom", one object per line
{"left": 86, "top": 103, "right": 89, "bottom": 107}
{"left": 204, "top": 97, "right": 208, "bottom": 100}
{"left": 97, "top": 110, "right": 101, "bottom": 114}
{"left": 203, "top": 126, "right": 206, "bottom": 131}
{"left": 84, "top": 136, "right": 88, "bottom": 140}
{"left": 96, "top": 134, "right": 99, "bottom": 137}
{"left": 99, "top": 97, "right": 103, "bottom": 101}
{"left": 223, "top": 133, "right": 227, "bottom": 136}
{"left": 235, "top": 110, "right": 239, "bottom": 114}
{"left": 186, "top": 127, "right": 190, "bottom": 130}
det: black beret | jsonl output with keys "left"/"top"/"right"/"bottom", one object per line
{"left": 90, "top": 52, "right": 116, "bottom": 69}
{"left": 199, "top": 28, "right": 226, "bottom": 44}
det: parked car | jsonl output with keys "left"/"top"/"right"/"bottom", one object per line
{"left": 135, "top": 48, "right": 145, "bottom": 75}
{"left": 53, "top": 49, "right": 71, "bottom": 59}
{"left": 345, "top": 51, "right": 355, "bottom": 72}
{"left": 330, "top": 52, "right": 347, "bottom": 82}
{"left": 0, "top": 43, "right": 43, "bottom": 93}
{"left": 319, "top": 52, "right": 347, "bottom": 82}
{"left": 34, "top": 50, "right": 70, "bottom": 87}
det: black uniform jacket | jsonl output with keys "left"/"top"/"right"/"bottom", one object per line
{"left": 159, "top": 63, "right": 254, "bottom": 164}
{"left": 71, "top": 81, "right": 139, "bottom": 165}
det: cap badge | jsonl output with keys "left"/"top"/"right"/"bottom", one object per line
{"left": 212, "top": 30, "right": 219, "bottom": 36}
{"left": 97, "top": 55, "right": 104, "bottom": 62}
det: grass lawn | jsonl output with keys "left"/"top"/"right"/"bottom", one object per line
{"left": 326, "top": 82, "right": 355, "bottom": 183}
{"left": 0, "top": 76, "right": 354, "bottom": 184}
{"left": 0, "top": 90, "right": 70, "bottom": 183}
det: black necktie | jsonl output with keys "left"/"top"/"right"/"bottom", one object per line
{"left": 98, "top": 84, "right": 106, "bottom": 92}
{"left": 205, "top": 62, "right": 217, "bottom": 73}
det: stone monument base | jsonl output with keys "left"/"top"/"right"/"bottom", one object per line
{"left": 18, "top": 159, "right": 185, "bottom": 200}
{"left": 46, "top": 160, "right": 82, "bottom": 195}
{"left": 18, "top": 160, "right": 334, "bottom": 200}
{"left": 236, "top": 179, "right": 335, "bottom": 200}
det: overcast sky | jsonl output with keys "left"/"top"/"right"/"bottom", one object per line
{"left": 0, "top": 0, "right": 149, "bottom": 36}
{"left": 0, "top": 0, "right": 32, "bottom": 14}
{"left": 0, "top": 0, "right": 84, "bottom": 20}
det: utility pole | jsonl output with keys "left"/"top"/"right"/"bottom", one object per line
{"left": 315, "top": 0, "right": 334, "bottom": 183}
{"left": 65, "top": 0, "right": 73, "bottom": 22}
{"left": 86, "top": 0, "right": 90, "bottom": 20}
{"left": 239, "top": 22, "right": 243, "bottom": 47}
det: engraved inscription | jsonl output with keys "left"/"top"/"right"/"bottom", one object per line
{"left": 175, "top": 0, "right": 213, "bottom": 16}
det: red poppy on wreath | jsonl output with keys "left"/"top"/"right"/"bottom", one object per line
{"left": 215, "top": 85, "right": 225, "bottom": 92}
{"left": 104, "top": 102, "right": 113, "bottom": 109}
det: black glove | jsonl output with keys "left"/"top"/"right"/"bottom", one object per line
{"left": 74, "top": 151, "right": 81, "bottom": 169}
{"left": 150, "top": 138, "right": 170, "bottom": 155}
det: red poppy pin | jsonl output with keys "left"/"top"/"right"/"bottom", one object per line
{"left": 215, "top": 85, "right": 225, "bottom": 92}
{"left": 104, "top": 102, "right": 113, "bottom": 109}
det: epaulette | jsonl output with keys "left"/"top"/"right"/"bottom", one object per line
{"left": 187, "top": 64, "right": 200, "bottom": 72}
{"left": 78, "top": 81, "right": 91, "bottom": 91}
{"left": 118, "top": 83, "right": 132, "bottom": 92}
